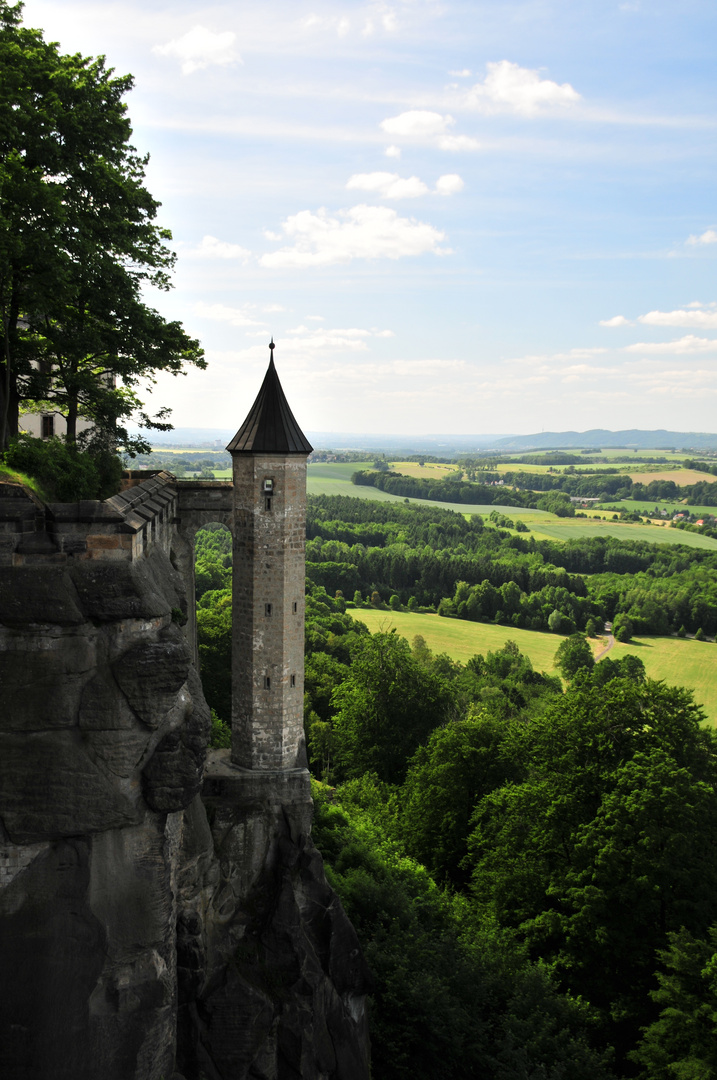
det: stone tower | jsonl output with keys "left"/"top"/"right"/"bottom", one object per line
{"left": 227, "top": 342, "right": 313, "bottom": 770}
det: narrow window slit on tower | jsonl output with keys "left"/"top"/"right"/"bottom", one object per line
{"left": 290, "top": 674, "right": 296, "bottom": 687}
{"left": 264, "top": 676, "right": 271, "bottom": 690}
{"left": 292, "top": 601, "right": 298, "bottom": 613}
{"left": 265, "top": 497, "right": 272, "bottom": 511}
{"left": 265, "top": 603, "right": 272, "bottom": 616}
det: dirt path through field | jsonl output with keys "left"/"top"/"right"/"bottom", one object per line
{"left": 594, "top": 633, "right": 616, "bottom": 661}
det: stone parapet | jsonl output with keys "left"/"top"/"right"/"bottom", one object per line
{"left": 0, "top": 472, "right": 178, "bottom": 565}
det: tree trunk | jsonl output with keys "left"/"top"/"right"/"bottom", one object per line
{"left": 66, "top": 392, "right": 77, "bottom": 444}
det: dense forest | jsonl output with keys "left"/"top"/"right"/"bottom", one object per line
{"left": 194, "top": 497, "right": 717, "bottom": 1079}
{"left": 305, "top": 495, "right": 717, "bottom": 637}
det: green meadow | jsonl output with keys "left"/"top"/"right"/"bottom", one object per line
{"left": 349, "top": 608, "right": 717, "bottom": 724}
{"left": 523, "top": 516, "right": 717, "bottom": 550}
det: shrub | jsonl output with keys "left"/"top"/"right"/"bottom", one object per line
{"left": 210, "top": 710, "right": 231, "bottom": 748}
{"left": 612, "top": 613, "right": 634, "bottom": 643}
{"left": 3, "top": 435, "right": 121, "bottom": 501}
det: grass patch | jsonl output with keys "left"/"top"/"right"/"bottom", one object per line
{"left": 388, "top": 461, "right": 462, "bottom": 479}
{"left": 349, "top": 609, "right": 717, "bottom": 724}
{"left": 598, "top": 498, "right": 717, "bottom": 516}
{"left": 625, "top": 468, "right": 717, "bottom": 485}
{"left": 349, "top": 609, "right": 566, "bottom": 673}
{"left": 0, "top": 463, "right": 49, "bottom": 500}
{"left": 523, "top": 514, "right": 717, "bottom": 550}
{"left": 609, "top": 635, "right": 717, "bottom": 724}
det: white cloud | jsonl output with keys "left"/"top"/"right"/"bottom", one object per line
{"left": 380, "top": 110, "right": 453, "bottom": 138}
{"left": 638, "top": 308, "right": 717, "bottom": 329}
{"left": 259, "top": 204, "right": 449, "bottom": 268}
{"left": 306, "top": 315, "right": 325, "bottom": 321}
{"left": 190, "top": 235, "right": 251, "bottom": 260}
{"left": 435, "top": 174, "right": 464, "bottom": 195}
{"left": 249, "top": 325, "right": 394, "bottom": 358}
{"left": 193, "top": 302, "right": 264, "bottom": 327}
{"left": 380, "top": 111, "right": 479, "bottom": 151}
{"left": 302, "top": 8, "right": 399, "bottom": 39}
{"left": 385, "top": 145, "right": 402, "bottom": 159}
{"left": 624, "top": 335, "right": 717, "bottom": 354}
{"left": 449, "top": 69, "right": 472, "bottom": 78}
{"left": 686, "top": 229, "right": 717, "bottom": 246}
{"left": 599, "top": 315, "right": 632, "bottom": 327}
{"left": 465, "top": 60, "right": 581, "bottom": 116}
{"left": 153, "top": 26, "right": 240, "bottom": 75}
{"left": 346, "top": 172, "right": 429, "bottom": 199}
{"left": 438, "top": 134, "right": 481, "bottom": 151}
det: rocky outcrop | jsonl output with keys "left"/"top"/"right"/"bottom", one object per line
{"left": 0, "top": 480, "right": 370, "bottom": 1080}
{"left": 176, "top": 758, "right": 371, "bottom": 1080}
{"left": 0, "top": 545, "right": 204, "bottom": 1080}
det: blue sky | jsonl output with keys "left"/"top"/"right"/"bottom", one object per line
{"left": 22, "top": 0, "right": 717, "bottom": 436}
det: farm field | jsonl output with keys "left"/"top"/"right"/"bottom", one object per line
{"left": 349, "top": 609, "right": 717, "bottom": 724}
{"left": 523, "top": 516, "right": 717, "bottom": 550}
{"left": 387, "top": 461, "right": 460, "bottom": 479}
{"left": 625, "top": 468, "right": 717, "bottom": 485}
{"left": 599, "top": 498, "right": 717, "bottom": 516}
{"left": 493, "top": 461, "right": 627, "bottom": 475}
{"left": 521, "top": 449, "right": 692, "bottom": 463}
{"left": 306, "top": 463, "right": 548, "bottom": 516}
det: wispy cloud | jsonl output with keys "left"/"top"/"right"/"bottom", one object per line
{"left": 187, "top": 235, "right": 251, "bottom": 260}
{"left": 686, "top": 229, "right": 717, "bottom": 246}
{"left": 346, "top": 172, "right": 429, "bottom": 199}
{"left": 379, "top": 110, "right": 480, "bottom": 150}
{"left": 345, "top": 171, "right": 464, "bottom": 198}
{"left": 259, "top": 204, "right": 449, "bottom": 268}
{"left": 600, "top": 315, "right": 633, "bottom": 327}
{"left": 380, "top": 110, "right": 453, "bottom": 138}
{"left": 435, "top": 174, "right": 464, "bottom": 195}
{"left": 625, "top": 334, "right": 717, "bottom": 354}
{"left": 153, "top": 25, "right": 240, "bottom": 75}
{"left": 193, "top": 302, "right": 264, "bottom": 327}
{"left": 463, "top": 60, "right": 581, "bottom": 116}
{"left": 638, "top": 307, "right": 717, "bottom": 329}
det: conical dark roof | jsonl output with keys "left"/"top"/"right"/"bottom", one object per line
{"left": 227, "top": 347, "right": 313, "bottom": 455}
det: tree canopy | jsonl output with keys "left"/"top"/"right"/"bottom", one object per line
{"left": 0, "top": 0, "right": 204, "bottom": 451}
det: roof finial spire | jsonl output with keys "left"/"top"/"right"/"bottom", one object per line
{"left": 269, "top": 337, "right": 275, "bottom": 363}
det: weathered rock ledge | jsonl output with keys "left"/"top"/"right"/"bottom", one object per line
{"left": 0, "top": 480, "right": 370, "bottom": 1080}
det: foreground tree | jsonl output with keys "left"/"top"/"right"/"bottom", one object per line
{"left": 0, "top": 1, "right": 204, "bottom": 451}
{"left": 468, "top": 676, "right": 717, "bottom": 1071}
{"left": 332, "top": 630, "right": 453, "bottom": 783}
{"left": 632, "top": 925, "right": 717, "bottom": 1079}
{"left": 554, "top": 632, "right": 595, "bottom": 681}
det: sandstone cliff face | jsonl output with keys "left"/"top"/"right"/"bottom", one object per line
{"left": 0, "top": 482, "right": 370, "bottom": 1080}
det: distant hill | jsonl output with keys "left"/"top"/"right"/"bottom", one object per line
{"left": 140, "top": 427, "right": 717, "bottom": 453}
{"left": 491, "top": 429, "right": 717, "bottom": 451}
{"left": 142, "top": 429, "right": 512, "bottom": 452}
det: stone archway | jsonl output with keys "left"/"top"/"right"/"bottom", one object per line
{"left": 173, "top": 481, "right": 233, "bottom": 666}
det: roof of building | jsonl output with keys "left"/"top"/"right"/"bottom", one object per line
{"left": 227, "top": 343, "right": 313, "bottom": 455}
